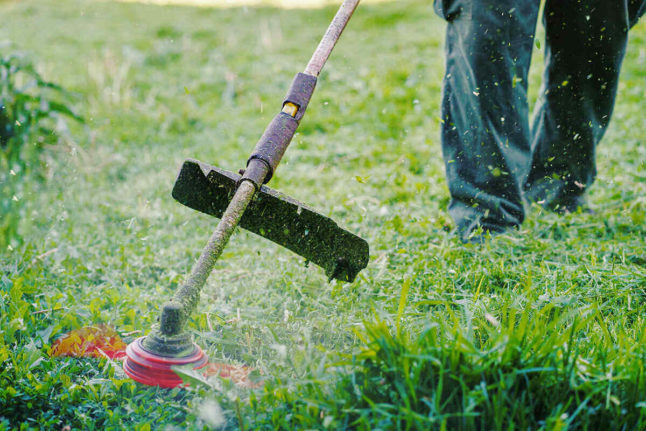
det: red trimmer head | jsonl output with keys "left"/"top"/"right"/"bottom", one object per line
{"left": 123, "top": 337, "right": 207, "bottom": 388}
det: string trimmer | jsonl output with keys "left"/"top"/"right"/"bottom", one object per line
{"left": 123, "top": 0, "right": 367, "bottom": 388}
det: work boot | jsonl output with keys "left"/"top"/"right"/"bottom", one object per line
{"left": 533, "top": 194, "right": 591, "bottom": 215}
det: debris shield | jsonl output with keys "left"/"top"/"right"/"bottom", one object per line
{"left": 172, "top": 159, "right": 369, "bottom": 282}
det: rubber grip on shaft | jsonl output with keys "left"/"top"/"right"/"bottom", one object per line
{"left": 247, "top": 112, "right": 298, "bottom": 183}
{"left": 245, "top": 73, "right": 318, "bottom": 184}
{"left": 283, "top": 73, "right": 317, "bottom": 122}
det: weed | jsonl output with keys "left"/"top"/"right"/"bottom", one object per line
{"left": 0, "top": 48, "right": 82, "bottom": 247}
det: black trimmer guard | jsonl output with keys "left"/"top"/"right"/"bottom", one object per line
{"left": 172, "top": 159, "right": 369, "bottom": 282}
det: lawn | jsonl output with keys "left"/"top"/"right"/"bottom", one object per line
{"left": 1, "top": 0, "right": 645, "bottom": 429}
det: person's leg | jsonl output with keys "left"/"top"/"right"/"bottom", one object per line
{"left": 524, "top": 0, "right": 646, "bottom": 212}
{"left": 629, "top": 0, "right": 646, "bottom": 28}
{"left": 436, "top": 0, "right": 541, "bottom": 241}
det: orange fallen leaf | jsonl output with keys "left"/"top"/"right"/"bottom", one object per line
{"left": 50, "top": 325, "right": 127, "bottom": 359}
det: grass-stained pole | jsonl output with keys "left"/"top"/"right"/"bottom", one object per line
{"left": 134, "top": 0, "right": 362, "bottom": 360}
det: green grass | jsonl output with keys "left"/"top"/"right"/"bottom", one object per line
{"left": 1, "top": 0, "right": 645, "bottom": 429}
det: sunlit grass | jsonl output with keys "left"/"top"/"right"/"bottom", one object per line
{"left": 1, "top": 0, "right": 645, "bottom": 428}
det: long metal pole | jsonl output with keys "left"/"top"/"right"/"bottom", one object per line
{"left": 170, "top": 180, "right": 258, "bottom": 324}
{"left": 171, "top": 0, "right": 362, "bottom": 321}
{"left": 149, "top": 0, "right": 361, "bottom": 346}
{"left": 143, "top": 179, "right": 261, "bottom": 354}
{"left": 304, "top": 0, "right": 361, "bottom": 77}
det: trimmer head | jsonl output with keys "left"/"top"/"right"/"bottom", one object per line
{"left": 172, "top": 159, "right": 369, "bottom": 282}
{"left": 123, "top": 337, "right": 207, "bottom": 388}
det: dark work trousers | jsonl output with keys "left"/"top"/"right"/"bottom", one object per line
{"left": 434, "top": 0, "right": 646, "bottom": 240}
